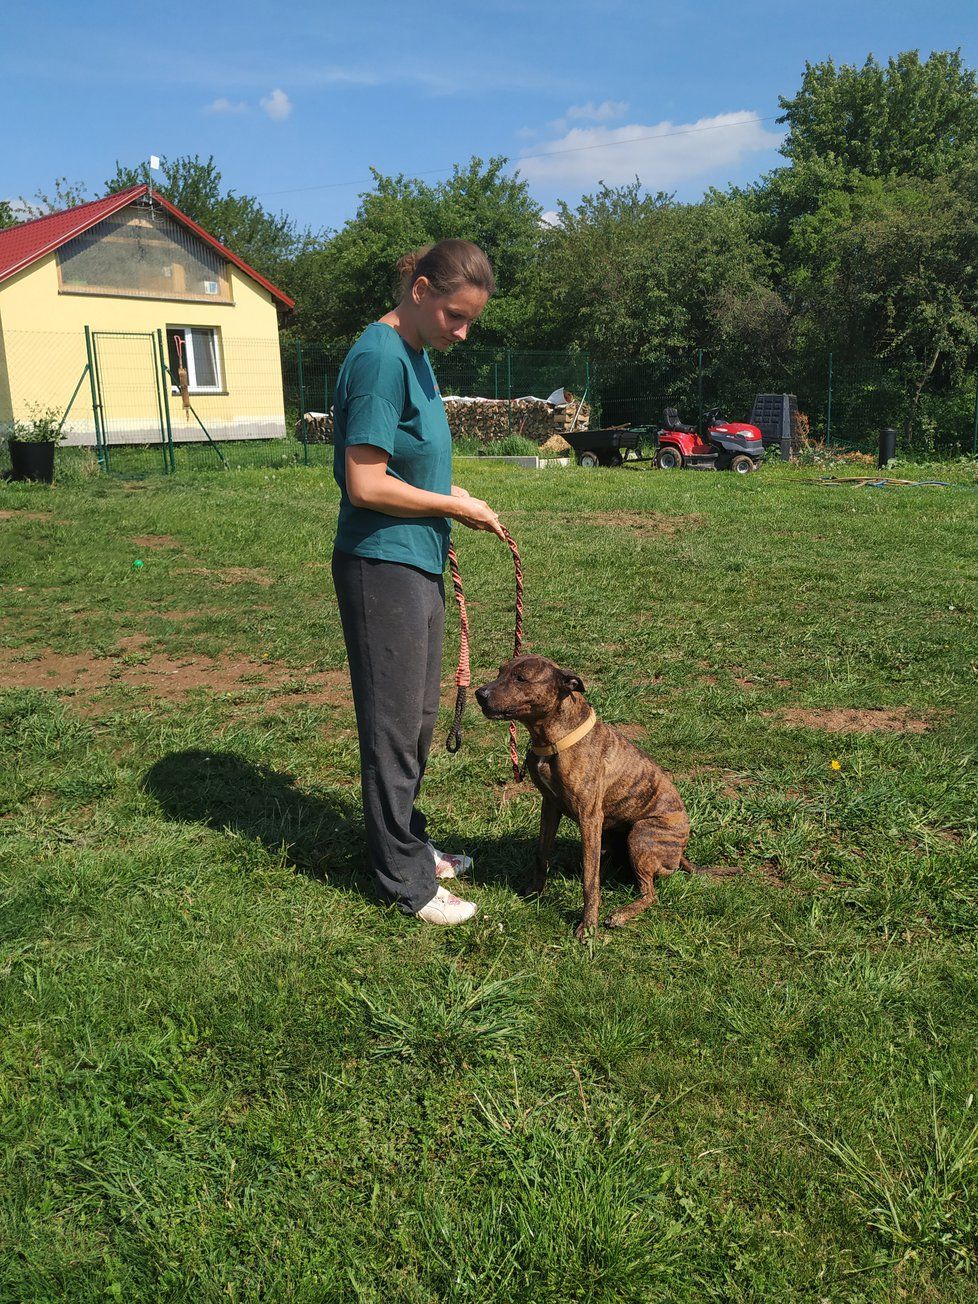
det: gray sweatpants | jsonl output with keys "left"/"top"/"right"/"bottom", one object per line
{"left": 331, "top": 548, "right": 445, "bottom": 914}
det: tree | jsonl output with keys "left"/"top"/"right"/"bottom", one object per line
{"left": 532, "top": 183, "right": 783, "bottom": 365}
{"left": 17, "top": 177, "right": 91, "bottom": 220}
{"left": 292, "top": 158, "right": 544, "bottom": 345}
{"left": 0, "top": 199, "right": 16, "bottom": 230}
{"left": 777, "top": 50, "right": 978, "bottom": 181}
{"left": 785, "top": 172, "right": 978, "bottom": 437}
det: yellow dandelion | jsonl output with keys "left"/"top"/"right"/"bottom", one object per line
{"left": 830, "top": 759, "right": 842, "bottom": 771}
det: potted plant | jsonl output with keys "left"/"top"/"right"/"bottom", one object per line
{"left": 5, "top": 405, "right": 67, "bottom": 484}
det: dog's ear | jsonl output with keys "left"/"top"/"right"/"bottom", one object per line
{"left": 559, "top": 667, "right": 585, "bottom": 696}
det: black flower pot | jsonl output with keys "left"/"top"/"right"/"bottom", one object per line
{"left": 8, "top": 439, "right": 55, "bottom": 484}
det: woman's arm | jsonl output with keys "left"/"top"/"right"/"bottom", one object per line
{"left": 346, "top": 446, "right": 506, "bottom": 538}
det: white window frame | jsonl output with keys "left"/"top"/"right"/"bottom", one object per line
{"left": 168, "top": 326, "right": 224, "bottom": 394}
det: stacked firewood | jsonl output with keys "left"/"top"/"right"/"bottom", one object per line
{"left": 551, "top": 395, "right": 591, "bottom": 434}
{"left": 296, "top": 411, "right": 333, "bottom": 443}
{"left": 442, "top": 394, "right": 590, "bottom": 446}
{"left": 294, "top": 394, "right": 591, "bottom": 448}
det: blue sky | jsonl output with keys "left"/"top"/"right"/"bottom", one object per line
{"left": 4, "top": 0, "right": 976, "bottom": 234}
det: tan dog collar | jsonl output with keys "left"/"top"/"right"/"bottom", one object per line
{"left": 531, "top": 710, "right": 597, "bottom": 758}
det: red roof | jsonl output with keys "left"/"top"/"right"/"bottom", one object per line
{"left": 0, "top": 184, "right": 295, "bottom": 309}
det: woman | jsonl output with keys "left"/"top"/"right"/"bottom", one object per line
{"left": 331, "top": 240, "right": 506, "bottom": 926}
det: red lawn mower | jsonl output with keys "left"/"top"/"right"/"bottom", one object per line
{"left": 565, "top": 406, "right": 765, "bottom": 473}
{"left": 655, "top": 407, "right": 764, "bottom": 473}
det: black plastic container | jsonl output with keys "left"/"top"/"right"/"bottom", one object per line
{"left": 8, "top": 440, "right": 55, "bottom": 484}
{"left": 749, "top": 394, "right": 798, "bottom": 460}
{"left": 878, "top": 427, "right": 897, "bottom": 468}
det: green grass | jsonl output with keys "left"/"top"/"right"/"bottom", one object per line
{"left": 1, "top": 458, "right": 977, "bottom": 1301}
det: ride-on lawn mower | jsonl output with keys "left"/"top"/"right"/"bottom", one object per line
{"left": 655, "top": 407, "right": 764, "bottom": 473}
{"left": 564, "top": 406, "right": 765, "bottom": 473}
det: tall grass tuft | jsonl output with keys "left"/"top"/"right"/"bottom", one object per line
{"left": 419, "top": 1098, "right": 688, "bottom": 1301}
{"left": 342, "top": 970, "right": 530, "bottom": 1068}
{"left": 803, "top": 1093, "right": 978, "bottom": 1273}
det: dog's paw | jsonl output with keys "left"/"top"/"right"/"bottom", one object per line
{"left": 574, "top": 921, "right": 597, "bottom": 944}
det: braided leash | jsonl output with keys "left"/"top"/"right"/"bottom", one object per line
{"left": 446, "top": 526, "right": 524, "bottom": 779}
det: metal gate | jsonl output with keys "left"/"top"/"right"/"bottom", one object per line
{"left": 85, "top": 328, "right": 174, "bottom": 474}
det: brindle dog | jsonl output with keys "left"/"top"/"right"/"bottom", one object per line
{"left": 476, "top": 655, "right": 690, "bottom": 941}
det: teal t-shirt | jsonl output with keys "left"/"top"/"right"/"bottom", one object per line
{"left": 332, "top": 322, "right": 452, "bottom": 575}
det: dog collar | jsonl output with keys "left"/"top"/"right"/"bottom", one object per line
{"left": 531, "top": 710, "right": 597, "bottom": 758}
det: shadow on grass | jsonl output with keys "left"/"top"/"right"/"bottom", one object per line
{"left": 141, "top": 750, "right": 592, "bottom": 907}
{"left": 142, "top": 749, "right": 378, "bottom": 899}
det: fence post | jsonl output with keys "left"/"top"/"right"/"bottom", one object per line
{"left": 155, "top": 329, "right": 176, "bottom": 473}
{"left": 506, "top": 349, "right": 513, "bottom": 435}
{"left": 697, "top": 349, "right": 704, "bottom": 436}
{"left": 296, "top": 340, "right": 308, "bottom": 465}
{"left": 83, "top": 326, "right": 104, "bottom": 470}
{"left": 826, "top": 352, "right": 833, "bottom": 445}
{"left": 149, "top": 334, "right": 170, "bottom": 476}
{"left": 972, "top": 372, "right": 978, "bottom": 458}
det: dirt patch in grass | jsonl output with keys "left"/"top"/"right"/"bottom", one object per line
{"left": 676, "top": 765, "right": 752, "bottom": 798}
{"left": 588, "top": 510, "right": 705, "bottom": 538}
{"left": 132, "top": 534, "right": 182, "bottom": 549}
{"left": 0, "top": 510, "right": 57, "bottom": 522}
{"left": 770, "top": 706, "right": 934, "bottom": 734}
{"left": 498, "top": 778, "right": 534, "bottom": 804}
{"left": 757, "top": 855, "right": 786, "bottom": 886}
{"left": 732, "top": 671, "right": 758, "bottom": 690}
{"left": 691, "top": 862, "right": 745, "bottom": 879}
{"left": 617, "top": 722, "right": 648, "bottom": 741}
{"left": 720, "top": 771, "right": 752, "bottom": 797}
{"left": 0, "top": 636, "right": 349, "bottom": 709}
{"left": 159, "top": 609, "right": 222, "bottom": 621}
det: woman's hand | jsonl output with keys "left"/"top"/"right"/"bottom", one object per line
{"left": 452, "top": 494, "right": 507, "bottom": 540}
{"left": 346, "top": 447, "right": 506, "bottom": 540}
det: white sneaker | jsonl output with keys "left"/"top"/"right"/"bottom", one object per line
{"left": 428, "top": 841, "right": 474, "bottom": 880}
{"left": 416, "top": 884, "right": 478, "bottom": 926}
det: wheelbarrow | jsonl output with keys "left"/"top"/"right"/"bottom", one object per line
{"left": 564, "top": 425, "right": 658, "bottom": 467}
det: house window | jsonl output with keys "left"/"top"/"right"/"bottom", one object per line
{"left": 166, "top": 327, "right": 224, "bottom": 394}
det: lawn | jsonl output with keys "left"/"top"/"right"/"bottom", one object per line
{"left": 1, "top": 456, "right": 977, "bottom": 1302}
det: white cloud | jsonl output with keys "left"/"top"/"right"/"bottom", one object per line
{"left": 205, "top": 97, "right": 247, "bottom": 114}
{"left": 538, "top": 210, "right": 561, "bottom": 228}
{"left": 518, "top": 111, "right": 783, "bottom": 190}
{"left": 260, "top": 88, "right": 293, "bottom": 121}
{"left": 565, "top": 99, "right": 628, "bottom": 123}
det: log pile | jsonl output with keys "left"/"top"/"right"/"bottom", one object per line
{"left": 442, "top": 394, "right": 590, "bottom": 446}
{"left": 293, "top": 394, "right": 591, "bottom": 448}
{"left": 296, "top": 411, "right": 333, "bottom": 443}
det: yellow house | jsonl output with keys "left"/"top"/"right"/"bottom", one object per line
{"left": 0, "top": 184, "right": 294, "bottom": 450}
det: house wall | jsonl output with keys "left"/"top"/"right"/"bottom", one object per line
{"left": 0, "top": 249, "right": 287, "bottom": 445}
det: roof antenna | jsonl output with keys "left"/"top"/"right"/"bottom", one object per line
{"left": 148, "top": 155, "right": 160, "bottom": 219}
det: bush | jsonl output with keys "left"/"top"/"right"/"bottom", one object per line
{"left": 482, "top": 435, "right": 539, "bottom": 457}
